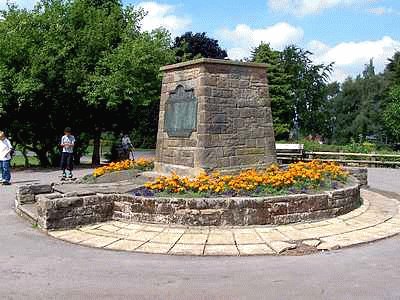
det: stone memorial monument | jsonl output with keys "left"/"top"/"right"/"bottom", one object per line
{"left": 155, "top": 58, "right": 277, "bottom": 176}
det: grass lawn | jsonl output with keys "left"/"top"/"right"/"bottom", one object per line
{"left": 11, "top": 156, "right": 40, "bottom": 168}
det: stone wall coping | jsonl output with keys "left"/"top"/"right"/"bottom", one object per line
{"left": 33, "top": 177, "right": 359, "bottom": 203}
{"left": 160, "top": 58, "right": 268, "bottom": 72}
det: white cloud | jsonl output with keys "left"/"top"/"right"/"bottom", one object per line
{"left": 217, "top": 22, "right": 304, "bottom": 60}
{"left": 137, "top": 2, "right": 191, "bottom": 36}
{"left": 268, "top": 0, "right": 369, "bottom": 16}
{"left": 308, "top": 36, "right": 400, "bottom": 81}
{"left": 367, "top": 6, "right": 400, "bottom": 15}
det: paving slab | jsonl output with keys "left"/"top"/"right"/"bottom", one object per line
{"left": 41, "top": 188, "right": 400, "bottom": 256}
{"left": 178, "top": 233, "right": 208, "bottom": 245}
{"left": 163, "top": 227, "right": 186, "bottom": 234}
{"left": 269, "top": 241, "right": 297, "bottom": 254}
{"left": 184, "top": 228, "right": 210, "bottom": 234}
{"left": 105, "top": 239, "right": 145, "bottom": 251}
{"left": 234, "top": 231, "right": 264, "bottom": 244}
{"left": 256, "top": 229, "right": 290, "bottom": 242}
{"left": 126, "top": 230, "right": 161, "bottom": 242}
{"left": 48, "top": 230, "right": 73, "bottom": 238}
{"left": 115, "top": 228, "right": 139, "bottom": 236}
{"left": 124, "top": 223, "right": 145, "bottom": 231}
{"left": 57, "top": 230, "right": 96, "bottom": 243}
{"left": 169, "top": 243, "right": 204, "bottom": 256}
{"left": 302, "top": 239, "right": 321, "bottom": 247}
{"left": 237, "top": 244, "right": 275, "bottom": 255}
{"left": 301, "top": 224, "right": 352, "bottom": 238}
{"left": 276, "top": 226, "right": 311, "bottom": 241}
{"left": 141, "top": 225, "right": 166, "bottom": 232}
{"left": 110, "top": 221, "right": 130, "bottom": 228}
{"left": 207, "top": 232, "right": 235, "bottom": 245}
{"left": 81, "top": 228, "right": 120, "bottom": 238}
{"left": 150, "top": 232, "right": 183, "bottom": 244}
{"left": 80, "top": 236, "right": 120, "bottom": 248}
{"left": 97, "top": 224, "right": 121, "bottom": 233}
{"left": 204, "top": 244, "right": 239, "bottom": 256}
{"left": 135, "top": 242, "right": 174, "bottom": 254}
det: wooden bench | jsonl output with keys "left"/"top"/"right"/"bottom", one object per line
{"left": 275, "top": 144, "right": 304, "bottom": 163}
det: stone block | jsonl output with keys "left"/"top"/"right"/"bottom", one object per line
{"left": 54, "top": 197, "right": 84, "bottom": 209}
{"left": 17, "top": 194, "right": 35, "bottom": 205}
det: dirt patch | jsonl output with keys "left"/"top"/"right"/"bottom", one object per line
{"left": 280, "top": 242, "right": 320, "bottom": 256}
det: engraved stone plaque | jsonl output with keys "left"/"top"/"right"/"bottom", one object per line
{"left": 164, "top": 85, "right": 197, "bottom": 138}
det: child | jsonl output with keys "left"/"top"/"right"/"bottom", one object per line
{"left": 0, "top": 131, "right": 13, "bottom": 185}
{"left": 60, "top": 127, "right": 75, "bottom": 179}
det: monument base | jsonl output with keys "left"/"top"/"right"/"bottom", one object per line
{"left": 154, "top": 162, "right": 204, "bottom": 177}
{"left": 155, "top": 58, "right": 277, "bottom": 175}
{"left": 154, "top": 162, "right": 276, "bottom": 177}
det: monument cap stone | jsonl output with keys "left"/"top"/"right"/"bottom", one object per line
{"left": 155, "top": 58, "right": 277, "bottom": 176}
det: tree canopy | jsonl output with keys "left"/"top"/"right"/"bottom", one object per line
{"left": 383, "top": 53, "right": 400, "bottom": 143}
{"left": 1, "top": 0, "right": 399, "bottom": 168}
{"left": 173, "top": 32, "right": 228, "bottom": 62}
{"left": 0, "top": 0, "right": 174, "bottom": 165}
{"left": 329, "top": 60, "right": 387, "bottom": 144}
{"left": 251, "top": 43, "right": 332, "bottom": 140}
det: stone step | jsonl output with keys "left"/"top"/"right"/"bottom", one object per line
{"left": 16, "top": 203, "right": 38, "bottom": 225}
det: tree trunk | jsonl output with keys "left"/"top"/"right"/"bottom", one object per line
{"left": 91, "top": 129, "right": 101, "bottom": 166}
{"left": 21, "top": 147, "right": 30, "bottom": 167}
{"left": 36, "top": 149, "right": 51, "bottom": 167}
{"left": 74, "top": 152, "right": 81, "bottom": 166}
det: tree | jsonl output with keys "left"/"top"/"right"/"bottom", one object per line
{"left": 330, "top": 60, "right": 386, "bottom": 144}
{"left": 382, "top": 52, "right": 400, "bottom": 143}
{"left": 251, "top": 43, "right": 293, "bottom": 139}
{"left": 385, "top": 52, "right": 400, "bottom": 83}
{"left": 251, "top": 44, "right": 332, "bottom": 140}
{"left": 0, "top": 0, "right": 173, "bottom": 166}
{"left": 0, "top": 1, "right": 71, "bottom": 166}
{"left": 82, "top": 29, "right": 174, "bottom": 162}
{"left": 280, "top": 46, "right": 333, "bottom": 138}
{"left": 173, "top": 32, "right": 227, "bottom": 62}
{"left": 383, "top": 86, "right": 400, "bottom": 142}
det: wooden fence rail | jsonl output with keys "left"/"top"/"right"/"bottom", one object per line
{"left": 277, "top": 149, "right": 400, "bottom": 167}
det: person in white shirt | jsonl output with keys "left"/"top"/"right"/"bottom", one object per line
{"left": 60, "top": 127, "right": 75, "bottom": 178}
{"left": 0, "top": 131, "right": 13, "bottom": 185}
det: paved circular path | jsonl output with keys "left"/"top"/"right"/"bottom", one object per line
{"left": 1, "top": 167, "right": 400, "bottom": 299}
{"left": 48, "top": 190, "right": 400, "bottom": 256}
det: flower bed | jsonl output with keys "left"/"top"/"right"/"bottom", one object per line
{"left": 93, "top": 158, "right": 154, "bottom": 178}
{"left": 144, "top": 161, "right": 348, "bottom": 197}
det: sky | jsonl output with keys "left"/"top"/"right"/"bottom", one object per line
{"left": 2, "top": 0, "right": 400, "bottom": 81}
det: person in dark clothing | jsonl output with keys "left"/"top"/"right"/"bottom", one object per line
{"left": 60, "top": 127, "right": 75, "bottom": 179}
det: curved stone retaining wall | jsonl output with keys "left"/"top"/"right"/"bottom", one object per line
{"left": 16, "top": 179, "right": 361, "bottom": 229}
{"left": 113, "top": 182, "right": 360, "bottom": 226}
{"left": 345, "top": 167, "right": 368, "bottom": 187}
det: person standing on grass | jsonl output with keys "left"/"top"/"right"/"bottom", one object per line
{"left": 0, "top": 131, "right": 13, "bottom": 185}
{"left": 60, "top": 127, "right": 75, "bottom": 179}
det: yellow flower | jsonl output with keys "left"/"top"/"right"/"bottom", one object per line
{"left": 144, "top": 160, "right": 348, "bottom": 195}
